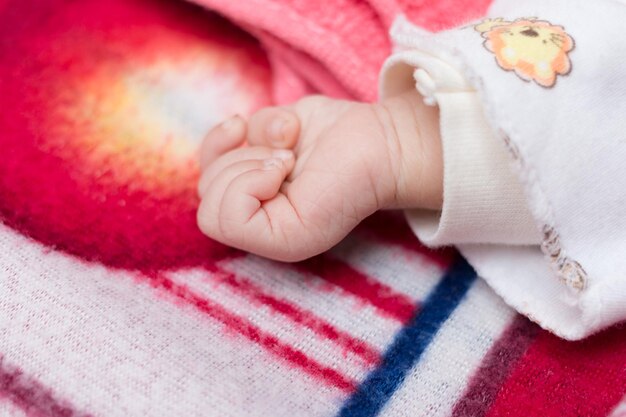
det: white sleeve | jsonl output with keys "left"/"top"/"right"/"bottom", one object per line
{"left": 379, "top": 0, "right": 626, "bottom": 340}
{"left": 381, "top": 51, "right": 542, "bottom": 246}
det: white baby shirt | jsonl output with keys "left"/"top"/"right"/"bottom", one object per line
{"left": 380, "top": 0, "right": 626, "bottom": 340}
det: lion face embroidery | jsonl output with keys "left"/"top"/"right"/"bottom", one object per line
{"left": 474, "top": 18, "right": 574, "bottom": 88}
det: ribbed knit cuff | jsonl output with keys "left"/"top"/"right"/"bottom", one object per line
{"left": 379, "top": 52, "right": 541, "bottom": 247}
{"left": 405, "top": 91, "right": 541, "bottom": 246}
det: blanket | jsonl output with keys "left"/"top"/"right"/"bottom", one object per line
{"left": 0, "top": 0, "right": 624, "bottom": 416}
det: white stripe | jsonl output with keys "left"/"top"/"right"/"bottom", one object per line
{"left": 0, "top": 402, "right": 27, "bottom": 417}
{"left": 220, "top": 255, "right": 404, "bottom": 351}
{"left": 331, "top": 235, "right": 444, "bottom": 303}
{"left": 166, "top": 269, "right": 373, "bottom": 380}
{"left": 0, "top": 225, "right": 344, "bottom": 417}
{"left": 380, "top": 280, "right": 515, "bottom": 417}
{"left": 611, "top": 396, "right": 626, "bottom": 417}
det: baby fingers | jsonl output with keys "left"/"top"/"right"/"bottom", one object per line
{"left": 246, "top": 107, "right": 300, "bottom": 149}
{"left": 198, "top": 146, "right": 292, "bottom": 197}
{"left": 199, "top": 115, "right": 247, "bottom": 171}
{"left": 197, "top": 150, "right": 294, "bottom": 248}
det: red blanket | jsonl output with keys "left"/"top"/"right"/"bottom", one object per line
{"left": 0, "top": 0, "right": 624, "bottom": 416}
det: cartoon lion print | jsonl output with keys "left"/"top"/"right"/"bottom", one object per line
{"left": 475, "top": 18, "right": 574, "bottom": 88}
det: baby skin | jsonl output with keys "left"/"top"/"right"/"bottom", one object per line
{"left": 197, "top": 90, "right": 443, "bottom": 262}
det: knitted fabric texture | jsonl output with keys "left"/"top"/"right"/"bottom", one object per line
{"left": 0, "top": 0, "right": 624, "bottom": 416}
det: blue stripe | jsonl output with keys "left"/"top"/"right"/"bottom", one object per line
{"left": 337, "top": 256, "right": 477, "bottom": 417}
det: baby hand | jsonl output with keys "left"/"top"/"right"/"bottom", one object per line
{"left": 197, "top": 91, "right": 443, "bottom": 262}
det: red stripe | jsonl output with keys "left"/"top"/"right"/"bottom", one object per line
{"left": 451, "top": 315, "right": 539, "bottom": 417}
{"left": 298, "top": 255, "right": 416, "bottom": 323}
{"left": 212, "top": 269, "right": 381, "bottom": 366}
{"left": 485, "top": 323, "right": 626, "bottom": 417}
{"left": 356, "top": 211, "right": 456, "bottom": 268}
{"left": 148, "top": 273, "right": 357, "bottom": 392}
{"left": 0, "top": 355, "right": 92, "bottom": 417}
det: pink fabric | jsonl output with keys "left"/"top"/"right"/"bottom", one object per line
{"left": 188, "top": 0, "right": 491, "bottom": 103}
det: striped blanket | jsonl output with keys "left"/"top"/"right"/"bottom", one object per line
{"left": 0, "top": 0, "right": 624, "bottom": 416}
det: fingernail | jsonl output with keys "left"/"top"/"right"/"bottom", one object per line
{"left": 262, "top": 157, "right": 283, "bottom": 170}
{"left": 272, "top": 149, "right": 294, "bottom": 162}
{"left": 268, "top": 118, "right": 288, "bottom": 145}
{"left": 221, "top": 115, "right": 244, "bottom": 137}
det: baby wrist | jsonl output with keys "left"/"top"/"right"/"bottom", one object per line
{"left": 376, "top": 90, "right": 444, "bottom": 211}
